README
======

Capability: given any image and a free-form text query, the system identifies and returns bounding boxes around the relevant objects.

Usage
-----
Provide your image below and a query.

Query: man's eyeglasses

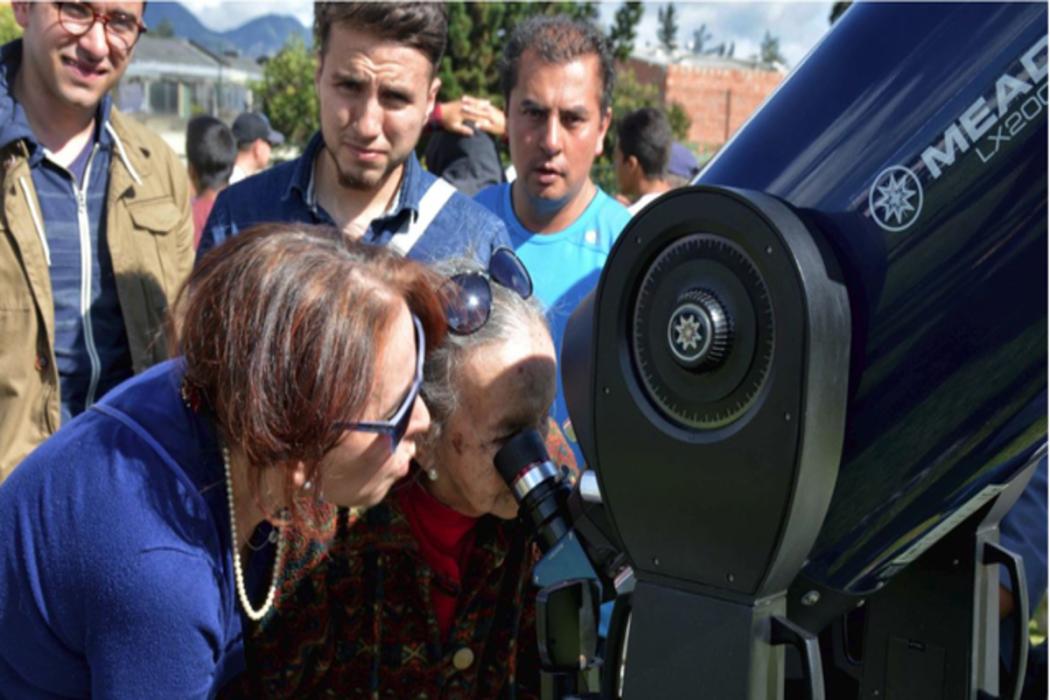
[442,247,533,335]
[56,2,147,53]
[336,314,425,452]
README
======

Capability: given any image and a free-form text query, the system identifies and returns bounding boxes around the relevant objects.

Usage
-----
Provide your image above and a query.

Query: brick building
[624,51,785,158]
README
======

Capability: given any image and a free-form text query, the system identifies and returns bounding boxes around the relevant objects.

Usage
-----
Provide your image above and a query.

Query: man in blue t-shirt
[199,3,509,266]
[476,15,631,472]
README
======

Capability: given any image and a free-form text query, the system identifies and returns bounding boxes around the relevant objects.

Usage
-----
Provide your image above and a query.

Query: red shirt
[191,190,219,249]
[396,479,478,639]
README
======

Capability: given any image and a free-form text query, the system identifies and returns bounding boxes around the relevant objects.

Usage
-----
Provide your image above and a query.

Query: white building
[116,36,264,157]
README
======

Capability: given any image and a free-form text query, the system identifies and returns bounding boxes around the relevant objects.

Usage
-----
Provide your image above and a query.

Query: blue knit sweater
[0,360,269,698]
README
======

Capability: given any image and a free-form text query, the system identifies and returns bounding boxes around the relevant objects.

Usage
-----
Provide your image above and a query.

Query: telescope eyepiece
[495,428,572,552]
[494,429,551,484]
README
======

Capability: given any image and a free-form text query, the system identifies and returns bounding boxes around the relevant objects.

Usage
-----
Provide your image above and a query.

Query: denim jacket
[198,133,511,266]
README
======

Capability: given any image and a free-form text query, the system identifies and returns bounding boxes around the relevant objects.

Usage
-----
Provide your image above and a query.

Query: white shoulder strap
[389,177,457,256]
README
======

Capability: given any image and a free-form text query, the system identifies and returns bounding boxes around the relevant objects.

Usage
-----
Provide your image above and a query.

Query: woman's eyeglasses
[336,314,425,452]
[55,2,147,53]
[442,247,533,335]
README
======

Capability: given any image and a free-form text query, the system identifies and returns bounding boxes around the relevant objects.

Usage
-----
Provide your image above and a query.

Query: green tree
[657,3,678,54]
[691,24,712,54]
[829,2,852,24]
[562,2,599,23]
[608,69,690,144]
[251,35,317,148]
[440,2,606,103]
[0,3,22,44]
[441,3,518,101]
[667,103,691,142]
[759,30,786,66]
[154,18,175,38]
[608,2,644,62]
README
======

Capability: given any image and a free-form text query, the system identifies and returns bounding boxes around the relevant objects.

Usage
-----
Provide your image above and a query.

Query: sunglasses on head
[442,247,533,335]
[336,314,425,452]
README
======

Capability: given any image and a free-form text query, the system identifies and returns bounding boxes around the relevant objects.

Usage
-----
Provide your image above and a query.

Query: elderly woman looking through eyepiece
[228,248,557,698]
[0,224,445,697]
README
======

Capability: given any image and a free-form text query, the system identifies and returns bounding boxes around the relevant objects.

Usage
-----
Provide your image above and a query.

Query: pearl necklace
[222,446,285,622]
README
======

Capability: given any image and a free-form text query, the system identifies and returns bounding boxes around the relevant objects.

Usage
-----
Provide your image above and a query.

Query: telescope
[513,3,1047,698]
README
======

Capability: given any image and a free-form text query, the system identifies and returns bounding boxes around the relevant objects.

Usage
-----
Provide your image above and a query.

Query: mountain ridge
[143,2,311,59]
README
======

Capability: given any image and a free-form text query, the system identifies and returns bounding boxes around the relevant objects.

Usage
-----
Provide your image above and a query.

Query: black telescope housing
[530,3,1048,699]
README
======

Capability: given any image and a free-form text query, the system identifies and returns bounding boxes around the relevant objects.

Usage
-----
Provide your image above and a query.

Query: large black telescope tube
[565,0,1047,603]
[697,1,1047,596]
[561,3,1046,698]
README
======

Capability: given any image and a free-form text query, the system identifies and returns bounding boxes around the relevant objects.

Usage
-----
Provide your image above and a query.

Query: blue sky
[180,1,835,68]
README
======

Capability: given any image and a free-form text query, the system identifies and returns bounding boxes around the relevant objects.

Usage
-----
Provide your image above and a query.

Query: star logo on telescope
[673,313,703,352]
[869,165,924,232]
[874,175,916,223]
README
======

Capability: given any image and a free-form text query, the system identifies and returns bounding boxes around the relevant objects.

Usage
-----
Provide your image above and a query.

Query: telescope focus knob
[667,288,733,370]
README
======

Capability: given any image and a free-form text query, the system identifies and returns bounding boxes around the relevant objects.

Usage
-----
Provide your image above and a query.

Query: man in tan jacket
[0,2,193,478]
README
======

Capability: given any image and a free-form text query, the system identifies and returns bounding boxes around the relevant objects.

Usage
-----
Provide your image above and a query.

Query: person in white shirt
[229,112,284,184]
[613,107,675,216]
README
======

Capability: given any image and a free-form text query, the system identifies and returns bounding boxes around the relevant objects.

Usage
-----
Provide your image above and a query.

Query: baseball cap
[231,112,285,147]
[668,142,700,180]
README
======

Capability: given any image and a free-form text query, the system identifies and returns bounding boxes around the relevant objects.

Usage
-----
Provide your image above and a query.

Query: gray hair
[421,257,549,443]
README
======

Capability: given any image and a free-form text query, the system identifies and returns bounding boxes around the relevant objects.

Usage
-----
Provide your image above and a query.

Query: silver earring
[426,468,438,482]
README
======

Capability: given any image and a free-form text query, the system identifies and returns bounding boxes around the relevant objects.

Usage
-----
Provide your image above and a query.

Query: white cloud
[599,1,835,67]
[179,0,313,32]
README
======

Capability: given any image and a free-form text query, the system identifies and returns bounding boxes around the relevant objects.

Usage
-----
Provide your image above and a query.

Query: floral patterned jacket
[222,496,541,699]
